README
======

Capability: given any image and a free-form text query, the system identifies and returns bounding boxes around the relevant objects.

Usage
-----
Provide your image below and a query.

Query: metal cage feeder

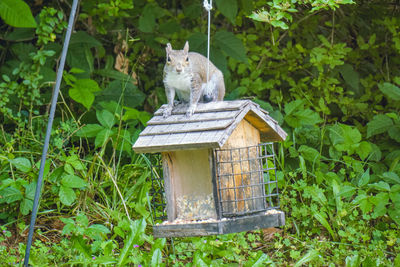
[133,100,287,237]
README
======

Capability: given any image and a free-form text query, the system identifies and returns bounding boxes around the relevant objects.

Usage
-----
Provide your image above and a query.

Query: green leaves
[367,114,393,138]
[367,113,400,142]
[0,186,23,204]
[61,175,87,188]
[68,79,101,110]
[248,2,296,30]
[138,3,166,33]
[313,212,336,240]
[329,124,372,159]
[379,82,400,101]
[76,124,103,138]
[0,0,37,28]
[9,157,32,172]
[214,31,248,63]
[215,0,238,24]
[118,219,147,266]
[96,110,115,129]
[188,30,248,69]
[59,186,76,206]
[58,172,87,206]
[284,100,322,128]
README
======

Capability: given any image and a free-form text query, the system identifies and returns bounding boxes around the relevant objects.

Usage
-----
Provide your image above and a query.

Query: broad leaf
[388,124,400,142]
[353,193,373,214]
[298,145,320,163]
[388,206,400,225]
[0,187,23,204]
[313,212,336,240]
[358,169,370,187]
[390,192,400,205]
[370,192,389,218]
[76,124,103,138]
[381,172,400,185]
[329,124,361,155]
[87,224,111,234]
[194,254,208,267]
[66,155,86,171]
[294,249,319,267]
[368,181,391,192]
[138,4,157,33]
[285,109,322,128]
[20,198,33,215]
[70,31,102,48]
[215,0,238,24]
[118,219,146,265]
[339,64,360,95]
[59,185,76,206]
[357,141,371,160]
[214,30,247,63]
[69,86,94,110]
[378,82,400,101]
[97,80,146,109]
[271,20,289,30]
[9,157,32,172]
[252,253,274,266]
[95,128,114,148]
[24,182,37,200]
[0,0,37,28]
[75,79,101,93]
[61,175,87,188]
[96,110,116,129]
[151,248,162,267]
[367,114,393,138]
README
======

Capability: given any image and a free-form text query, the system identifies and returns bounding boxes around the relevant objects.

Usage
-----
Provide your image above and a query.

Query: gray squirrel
[163,41,225,117]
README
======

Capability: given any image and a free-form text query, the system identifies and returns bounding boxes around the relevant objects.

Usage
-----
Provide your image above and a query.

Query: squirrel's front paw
[185,105,196,117]
[163,106,173,118]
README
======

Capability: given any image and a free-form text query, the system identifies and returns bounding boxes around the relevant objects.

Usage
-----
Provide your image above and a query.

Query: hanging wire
[24,0,79,265]
[203,0,212,91]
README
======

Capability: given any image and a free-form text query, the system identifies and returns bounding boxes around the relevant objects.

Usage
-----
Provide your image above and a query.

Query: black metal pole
[24,0,79,265]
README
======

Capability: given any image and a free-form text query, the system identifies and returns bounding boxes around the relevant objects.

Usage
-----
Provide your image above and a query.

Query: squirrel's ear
[166,43,172,53]
[183,41,189,53]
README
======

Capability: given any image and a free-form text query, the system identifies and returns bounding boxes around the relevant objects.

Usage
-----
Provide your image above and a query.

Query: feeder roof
[132,100,287,153]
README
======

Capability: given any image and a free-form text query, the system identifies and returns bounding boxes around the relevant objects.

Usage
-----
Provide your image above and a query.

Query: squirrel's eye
[185,57,189,62]
[167,56,171,62]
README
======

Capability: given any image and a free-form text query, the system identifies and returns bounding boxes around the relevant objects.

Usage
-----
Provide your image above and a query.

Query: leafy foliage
[0,0,400,266]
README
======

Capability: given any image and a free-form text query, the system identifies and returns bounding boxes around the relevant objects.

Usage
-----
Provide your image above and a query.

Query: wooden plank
[139,119,233,136]
[132,141,221,153]
[154,100,251,116]
[148,110,238,125]
[152,211,284,237]
[132,135,154,150]
[153,221,221,238]
[220,211,285,234]
[162,152,176,222]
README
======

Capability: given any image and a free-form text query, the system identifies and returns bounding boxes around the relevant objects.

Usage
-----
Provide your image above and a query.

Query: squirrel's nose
[176,68,182,73]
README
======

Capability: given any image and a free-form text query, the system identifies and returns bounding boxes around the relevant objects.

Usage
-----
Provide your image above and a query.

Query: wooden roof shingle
[133,100,287,153]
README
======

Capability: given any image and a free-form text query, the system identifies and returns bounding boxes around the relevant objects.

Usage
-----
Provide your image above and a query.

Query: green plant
[1,0,400,265]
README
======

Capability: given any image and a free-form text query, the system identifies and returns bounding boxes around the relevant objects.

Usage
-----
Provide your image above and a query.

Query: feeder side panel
[162,152,176,222]
[165,149,216,221]
[218,119,264,214]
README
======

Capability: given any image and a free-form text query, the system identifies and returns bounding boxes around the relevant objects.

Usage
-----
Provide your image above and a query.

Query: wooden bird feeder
[133,100,287,237]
